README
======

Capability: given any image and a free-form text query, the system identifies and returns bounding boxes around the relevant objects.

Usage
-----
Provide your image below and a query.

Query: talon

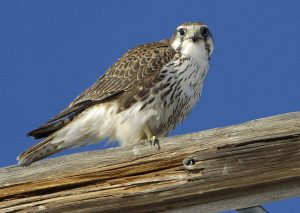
[151,136,160,150]
[144,126,160,150]
[148,138,153,146]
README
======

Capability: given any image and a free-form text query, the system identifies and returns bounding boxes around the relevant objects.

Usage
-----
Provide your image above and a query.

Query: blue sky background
[0,1,299,212]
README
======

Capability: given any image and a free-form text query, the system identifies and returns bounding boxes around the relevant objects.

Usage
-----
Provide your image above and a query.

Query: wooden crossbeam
[1,112,300,213]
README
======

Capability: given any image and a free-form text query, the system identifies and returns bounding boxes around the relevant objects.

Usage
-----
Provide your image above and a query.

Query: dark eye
[201,27,209,37]
[178,28,185,36]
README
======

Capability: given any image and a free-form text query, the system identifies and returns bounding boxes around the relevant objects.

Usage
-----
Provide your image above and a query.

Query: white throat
[180,40,209,62]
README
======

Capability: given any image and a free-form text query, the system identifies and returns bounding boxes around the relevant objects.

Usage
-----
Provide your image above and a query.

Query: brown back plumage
[27,40,176,139]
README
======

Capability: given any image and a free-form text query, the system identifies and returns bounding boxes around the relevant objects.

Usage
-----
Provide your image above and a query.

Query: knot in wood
[182,157,196,169]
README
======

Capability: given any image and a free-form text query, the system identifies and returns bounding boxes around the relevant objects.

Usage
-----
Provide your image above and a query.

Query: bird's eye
[178,28,185,36]
[201,27,209,37]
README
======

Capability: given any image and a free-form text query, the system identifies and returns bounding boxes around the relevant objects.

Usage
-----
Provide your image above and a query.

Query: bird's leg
[144,126,160,150]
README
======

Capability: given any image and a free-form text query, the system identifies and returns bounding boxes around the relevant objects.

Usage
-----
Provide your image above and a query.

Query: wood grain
[1,112,300,213]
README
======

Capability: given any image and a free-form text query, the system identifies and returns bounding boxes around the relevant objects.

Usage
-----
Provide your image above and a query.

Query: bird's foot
[143,126,160,150]
[148,136,161,150]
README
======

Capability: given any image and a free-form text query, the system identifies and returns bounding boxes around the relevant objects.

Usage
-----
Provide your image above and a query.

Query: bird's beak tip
[191,36,200,43]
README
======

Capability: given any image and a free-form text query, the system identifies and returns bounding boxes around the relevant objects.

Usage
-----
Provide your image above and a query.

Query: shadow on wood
[1,112,300,213]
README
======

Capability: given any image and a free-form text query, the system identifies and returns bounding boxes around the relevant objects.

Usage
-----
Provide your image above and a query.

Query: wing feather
[28,40,176,139]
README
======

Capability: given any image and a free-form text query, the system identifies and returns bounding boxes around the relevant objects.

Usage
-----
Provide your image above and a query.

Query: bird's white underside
[52,40,209,149]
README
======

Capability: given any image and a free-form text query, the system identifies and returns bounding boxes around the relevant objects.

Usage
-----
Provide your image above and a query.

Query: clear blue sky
[0,1,299,212]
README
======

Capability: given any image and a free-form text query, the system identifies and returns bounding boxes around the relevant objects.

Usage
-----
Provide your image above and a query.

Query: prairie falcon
[18,22,214,166]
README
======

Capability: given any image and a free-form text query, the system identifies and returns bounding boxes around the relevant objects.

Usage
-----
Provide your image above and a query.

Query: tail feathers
[27,100,96,139]
[27,117,73,139]
[17,136,66,166]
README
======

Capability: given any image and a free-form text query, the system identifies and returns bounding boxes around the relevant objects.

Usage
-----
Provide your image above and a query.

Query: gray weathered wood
[0,112,300,213]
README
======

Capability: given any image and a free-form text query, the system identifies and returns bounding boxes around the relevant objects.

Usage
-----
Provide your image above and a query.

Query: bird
[17,22,214,166]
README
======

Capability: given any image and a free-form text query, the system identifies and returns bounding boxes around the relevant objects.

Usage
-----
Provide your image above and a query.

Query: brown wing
[28,40,176,139]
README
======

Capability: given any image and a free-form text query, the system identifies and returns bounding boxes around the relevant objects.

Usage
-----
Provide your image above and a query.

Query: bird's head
[170,22,214,60]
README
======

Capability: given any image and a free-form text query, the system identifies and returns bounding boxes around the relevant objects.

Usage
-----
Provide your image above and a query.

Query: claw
[144,126,161,150]
[149,136,160,150]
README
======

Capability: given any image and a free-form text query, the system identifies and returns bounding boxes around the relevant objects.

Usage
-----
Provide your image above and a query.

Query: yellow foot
[144,126,161,150]
[149,136,160,150]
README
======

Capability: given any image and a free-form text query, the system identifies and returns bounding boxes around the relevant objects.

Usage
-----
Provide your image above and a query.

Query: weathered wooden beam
[0,112,300,213]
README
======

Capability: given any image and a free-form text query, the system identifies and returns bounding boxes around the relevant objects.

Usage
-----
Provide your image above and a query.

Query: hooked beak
[191,35,201,43]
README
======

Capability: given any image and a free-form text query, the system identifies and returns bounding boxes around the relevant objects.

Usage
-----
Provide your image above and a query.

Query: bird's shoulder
[106,39,175,77]
[70,39,176,106]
